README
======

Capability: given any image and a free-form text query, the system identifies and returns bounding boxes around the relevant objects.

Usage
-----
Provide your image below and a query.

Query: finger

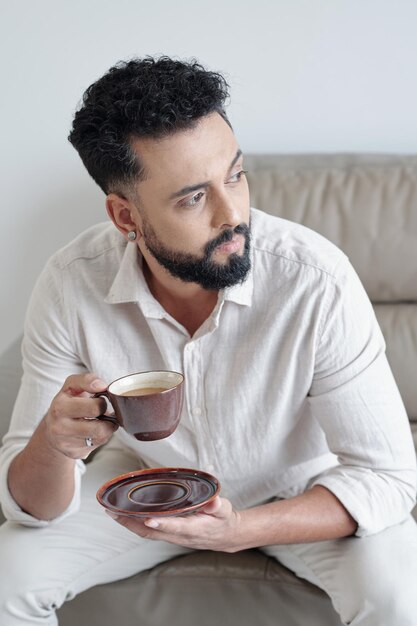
[50,420,115,447]
[113,517,187,547]
[143,510,204,533]
[106,511,162,538]
[74,418,117,440]
[53,420,116,459]
[48,400,116,445]
[107,509,178,535]
[61,373,107,396]
[200,496,223,517]
[52,395,108,420]
[142,498,225,532]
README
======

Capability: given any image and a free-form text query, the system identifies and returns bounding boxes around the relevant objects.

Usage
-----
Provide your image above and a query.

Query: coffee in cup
[94,370,184,441]
[119,387,168,397]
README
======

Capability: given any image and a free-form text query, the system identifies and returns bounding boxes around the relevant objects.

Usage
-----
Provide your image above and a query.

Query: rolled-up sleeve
[309,259,417,536]
[0,257,87,526]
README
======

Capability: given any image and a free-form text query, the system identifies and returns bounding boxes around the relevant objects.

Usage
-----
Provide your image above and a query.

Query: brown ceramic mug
[94,370,184,441]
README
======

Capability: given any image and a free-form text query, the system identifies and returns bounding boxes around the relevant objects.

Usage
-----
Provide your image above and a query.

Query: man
[0,56,416,625]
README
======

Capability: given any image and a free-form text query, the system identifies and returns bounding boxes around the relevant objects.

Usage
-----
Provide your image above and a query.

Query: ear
[106,193,143,241]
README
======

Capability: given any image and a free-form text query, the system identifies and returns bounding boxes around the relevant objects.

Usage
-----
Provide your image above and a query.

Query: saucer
[97,467,220,517]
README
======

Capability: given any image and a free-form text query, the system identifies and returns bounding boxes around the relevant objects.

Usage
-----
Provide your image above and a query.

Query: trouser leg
[0,446,191,625]
[261,515,417,626]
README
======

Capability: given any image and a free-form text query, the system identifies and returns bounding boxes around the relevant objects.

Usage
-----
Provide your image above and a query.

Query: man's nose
[211,192,241,230]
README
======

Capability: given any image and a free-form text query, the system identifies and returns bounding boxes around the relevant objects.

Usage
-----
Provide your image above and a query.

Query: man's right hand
[44,373,118,460]
[8,372,118,520]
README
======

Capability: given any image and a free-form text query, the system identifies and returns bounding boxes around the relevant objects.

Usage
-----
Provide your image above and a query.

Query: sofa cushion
[374,304,417,420]
[58,550,344,626]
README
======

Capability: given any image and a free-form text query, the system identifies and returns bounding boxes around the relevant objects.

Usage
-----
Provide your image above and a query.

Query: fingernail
[145,519,159,528]
[92,379,106,390]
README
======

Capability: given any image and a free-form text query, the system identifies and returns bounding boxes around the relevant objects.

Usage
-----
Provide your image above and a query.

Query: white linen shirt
[1,208,416,536]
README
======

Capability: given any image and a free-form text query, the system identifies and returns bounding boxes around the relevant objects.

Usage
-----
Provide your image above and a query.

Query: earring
[127,231,137,241]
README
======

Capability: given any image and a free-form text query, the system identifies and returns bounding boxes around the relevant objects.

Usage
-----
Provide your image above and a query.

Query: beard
[141,219,251,291]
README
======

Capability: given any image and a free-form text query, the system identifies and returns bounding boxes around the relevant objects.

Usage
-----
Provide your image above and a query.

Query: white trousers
[1,446,417,626]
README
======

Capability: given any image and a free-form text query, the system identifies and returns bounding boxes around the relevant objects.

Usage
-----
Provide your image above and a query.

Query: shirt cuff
[310,466,417,537]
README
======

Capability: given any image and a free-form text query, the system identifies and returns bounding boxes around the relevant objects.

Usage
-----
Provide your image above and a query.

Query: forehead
[131,113,239,191]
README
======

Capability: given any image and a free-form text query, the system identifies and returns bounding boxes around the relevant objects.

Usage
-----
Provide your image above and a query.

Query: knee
[0,522,63,622]
[328,520,417,626]
[342,565,417,625]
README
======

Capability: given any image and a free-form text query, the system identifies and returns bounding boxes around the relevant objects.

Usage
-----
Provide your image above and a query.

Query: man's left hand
[106,496,242,553]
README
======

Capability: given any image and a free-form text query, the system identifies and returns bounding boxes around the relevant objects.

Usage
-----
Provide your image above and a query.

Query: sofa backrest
[245,154,417,421]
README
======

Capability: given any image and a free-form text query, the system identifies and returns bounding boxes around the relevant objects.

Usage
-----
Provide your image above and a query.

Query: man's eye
[228,170,248,184]
[182,192,205,208]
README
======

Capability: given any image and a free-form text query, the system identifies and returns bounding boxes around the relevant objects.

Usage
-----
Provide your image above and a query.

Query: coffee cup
[94,370,184,441]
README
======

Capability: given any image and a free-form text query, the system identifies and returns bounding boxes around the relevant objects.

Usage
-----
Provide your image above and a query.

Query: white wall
[1,0,417,355]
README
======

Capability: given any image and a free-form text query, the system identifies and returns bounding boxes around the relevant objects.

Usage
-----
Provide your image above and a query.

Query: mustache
[204,223,250,257]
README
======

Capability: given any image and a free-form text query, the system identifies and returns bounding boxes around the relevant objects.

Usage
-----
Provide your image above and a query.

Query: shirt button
[193,406,202,416]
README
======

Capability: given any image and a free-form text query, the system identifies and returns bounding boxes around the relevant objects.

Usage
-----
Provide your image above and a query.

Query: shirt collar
[104,239,254,314]
[104,243,164,317]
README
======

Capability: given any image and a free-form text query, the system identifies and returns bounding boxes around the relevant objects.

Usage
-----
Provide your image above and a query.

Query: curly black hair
[68,56,231,195]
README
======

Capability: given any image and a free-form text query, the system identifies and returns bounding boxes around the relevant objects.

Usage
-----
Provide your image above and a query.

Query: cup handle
[93,391,119,426]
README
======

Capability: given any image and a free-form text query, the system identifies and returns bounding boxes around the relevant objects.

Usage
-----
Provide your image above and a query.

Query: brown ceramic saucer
[96,467,220,518]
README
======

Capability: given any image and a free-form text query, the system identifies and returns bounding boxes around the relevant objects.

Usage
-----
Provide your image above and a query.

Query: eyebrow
[168,149,243,201]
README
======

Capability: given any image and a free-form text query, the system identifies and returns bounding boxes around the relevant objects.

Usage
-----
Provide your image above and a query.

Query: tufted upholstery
[1,154,416,625]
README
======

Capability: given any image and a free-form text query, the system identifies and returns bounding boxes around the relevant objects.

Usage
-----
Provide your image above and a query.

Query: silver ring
[85,437,94,448]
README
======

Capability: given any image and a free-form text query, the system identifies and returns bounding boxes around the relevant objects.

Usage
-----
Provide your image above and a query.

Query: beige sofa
[1,153,416,625]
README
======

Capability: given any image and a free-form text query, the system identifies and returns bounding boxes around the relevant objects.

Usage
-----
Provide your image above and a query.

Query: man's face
[130,113,251,290]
